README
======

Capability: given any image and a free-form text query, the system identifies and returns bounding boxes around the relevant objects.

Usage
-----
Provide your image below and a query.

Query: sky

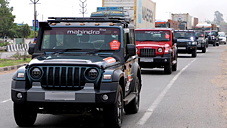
[8,0,227,26]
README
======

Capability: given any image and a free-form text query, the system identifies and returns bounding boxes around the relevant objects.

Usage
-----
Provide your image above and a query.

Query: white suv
[218,32,227,44]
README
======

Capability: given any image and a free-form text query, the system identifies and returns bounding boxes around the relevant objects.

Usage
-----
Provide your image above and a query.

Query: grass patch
[0,58,31,67]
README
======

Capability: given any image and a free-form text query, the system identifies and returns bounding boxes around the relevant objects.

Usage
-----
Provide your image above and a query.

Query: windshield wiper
[44,49,82,55]
[87,49,113,54]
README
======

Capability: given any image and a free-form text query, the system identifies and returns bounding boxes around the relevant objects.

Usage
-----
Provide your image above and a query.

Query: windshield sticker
[103,57,116,63]
[109,40,121,50]
[165,34,170,39]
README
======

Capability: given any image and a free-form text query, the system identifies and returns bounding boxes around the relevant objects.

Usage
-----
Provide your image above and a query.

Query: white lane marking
[137,58,197,125]
[1,99,11,103]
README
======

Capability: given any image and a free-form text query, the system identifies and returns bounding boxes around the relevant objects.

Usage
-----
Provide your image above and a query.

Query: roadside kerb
[0,63,27,72]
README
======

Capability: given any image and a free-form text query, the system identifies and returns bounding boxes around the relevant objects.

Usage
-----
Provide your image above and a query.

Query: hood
[28,54,119,68]
[136,41,169,49]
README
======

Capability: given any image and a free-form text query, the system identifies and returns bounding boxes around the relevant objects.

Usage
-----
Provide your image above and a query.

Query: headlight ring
[84,68,99,81]
[29,67,43,80]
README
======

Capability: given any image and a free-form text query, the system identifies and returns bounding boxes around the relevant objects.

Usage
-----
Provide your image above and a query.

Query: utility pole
[79,0,87,17]
[30,0,40,38]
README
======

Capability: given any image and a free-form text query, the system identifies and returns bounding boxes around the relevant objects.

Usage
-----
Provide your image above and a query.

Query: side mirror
[28,43,36,55]
[126,44,136,56]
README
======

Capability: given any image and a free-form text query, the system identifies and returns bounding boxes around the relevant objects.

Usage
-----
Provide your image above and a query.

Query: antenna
[79,0,87,17]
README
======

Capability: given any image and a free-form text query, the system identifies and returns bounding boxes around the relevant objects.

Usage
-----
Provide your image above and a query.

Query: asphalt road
[0,45,227,128]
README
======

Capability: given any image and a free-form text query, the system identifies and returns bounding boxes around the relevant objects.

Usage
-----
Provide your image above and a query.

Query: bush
[0,41,10,47]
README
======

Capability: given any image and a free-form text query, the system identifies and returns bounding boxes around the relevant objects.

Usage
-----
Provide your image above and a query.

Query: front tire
[192,49,197,57]
[164,61,172,74]
[103,86,123,128]
[202,47,206,53]
[124,76,140,114]
[14,103,37,127]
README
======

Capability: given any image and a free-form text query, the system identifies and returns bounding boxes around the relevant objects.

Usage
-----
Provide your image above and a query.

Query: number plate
[140,58,153,62]
[45,92,75,100]
[177,47,186,49]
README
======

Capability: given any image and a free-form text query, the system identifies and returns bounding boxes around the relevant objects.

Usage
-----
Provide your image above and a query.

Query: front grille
[140,48,155,57]
[30,66,91,90]
[177,42,188,47]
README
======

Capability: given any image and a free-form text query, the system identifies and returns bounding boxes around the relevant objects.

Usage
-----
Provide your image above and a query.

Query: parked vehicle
[11,17,142,128]
[155,19,179,30]
[102,0,156,28]
[171,13,197,30]
[218,32,227,44]
[174,30,197,57]
[135,28,177,74]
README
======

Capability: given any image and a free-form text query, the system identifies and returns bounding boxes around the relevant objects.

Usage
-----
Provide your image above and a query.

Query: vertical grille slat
[72,67,75,87]
[53,67,55,87]
[140,48,156,57]
[46,67,49,86]
[38,66,90,90]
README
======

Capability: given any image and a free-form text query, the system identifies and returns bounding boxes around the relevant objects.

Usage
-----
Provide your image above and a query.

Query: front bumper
[138,56,171,68]
[197,43,206,49]
[11,80,118,105]
[177,46,197,53]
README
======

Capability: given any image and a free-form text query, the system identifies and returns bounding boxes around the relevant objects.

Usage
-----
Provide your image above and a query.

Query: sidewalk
[0,63,27,72]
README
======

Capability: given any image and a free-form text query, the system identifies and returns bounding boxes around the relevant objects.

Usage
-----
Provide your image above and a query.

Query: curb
[0,63,27,72]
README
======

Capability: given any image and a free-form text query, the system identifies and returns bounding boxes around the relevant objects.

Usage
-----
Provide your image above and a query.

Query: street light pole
[30,0,39,38]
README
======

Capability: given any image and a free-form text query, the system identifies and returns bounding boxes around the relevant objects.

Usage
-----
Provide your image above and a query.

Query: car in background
[135,28,178,74]
[205,30,219,46]
[195,30,207,53]
[174,30,197,57]
[218,32,226,45]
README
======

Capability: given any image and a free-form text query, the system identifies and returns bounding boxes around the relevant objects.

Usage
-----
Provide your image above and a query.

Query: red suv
[135,28,177,74]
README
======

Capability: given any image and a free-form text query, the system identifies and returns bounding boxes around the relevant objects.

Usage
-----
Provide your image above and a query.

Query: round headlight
[158,48,163,53]
[30,67,42,79]
[85,68,99,80]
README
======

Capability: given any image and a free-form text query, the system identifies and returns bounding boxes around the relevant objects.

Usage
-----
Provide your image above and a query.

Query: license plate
[140,58,153,62]
[178,47,186,49]
[45,92,75,100]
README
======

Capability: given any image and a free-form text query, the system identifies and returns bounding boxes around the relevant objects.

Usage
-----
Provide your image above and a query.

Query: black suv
[174,30,197,57]
[205,30,219,46]
[195,30,207,53]
[11,17,142,128]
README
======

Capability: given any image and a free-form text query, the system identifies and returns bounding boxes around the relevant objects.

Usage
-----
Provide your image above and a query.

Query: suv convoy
[11,17,142,128]
[205,30,219,46]
[195,30,207,53]
[174,30,197,57]
[135,28,177,74]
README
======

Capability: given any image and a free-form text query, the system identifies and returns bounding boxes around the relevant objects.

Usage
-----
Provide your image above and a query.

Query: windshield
[41,27,120,51]
[174,31,195,39]
[205,31,218,36]
[135,30,170,42]
[195,32,205,37]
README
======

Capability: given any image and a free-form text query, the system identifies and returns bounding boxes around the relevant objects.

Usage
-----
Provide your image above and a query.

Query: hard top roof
[135,28,174,31]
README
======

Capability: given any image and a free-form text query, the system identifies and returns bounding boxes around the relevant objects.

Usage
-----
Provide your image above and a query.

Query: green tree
[213,11,224,25]
[17,24,31,38]
[0,0,15,38]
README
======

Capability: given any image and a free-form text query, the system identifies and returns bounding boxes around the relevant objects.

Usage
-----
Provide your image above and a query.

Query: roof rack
[47,17,131,24]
